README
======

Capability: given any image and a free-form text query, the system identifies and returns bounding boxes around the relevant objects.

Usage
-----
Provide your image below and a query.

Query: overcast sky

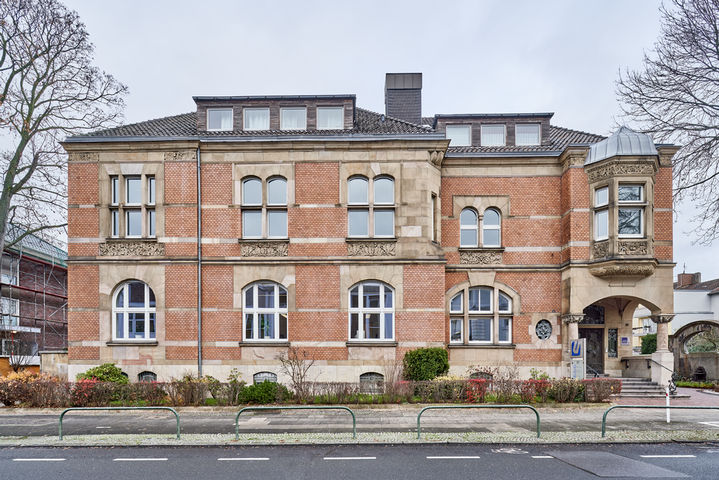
[63,0,718,281]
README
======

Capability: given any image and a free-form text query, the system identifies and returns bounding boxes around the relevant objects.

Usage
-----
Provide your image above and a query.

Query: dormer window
[244,108,270,130]
[446,125,471,147]
[280,107,307,130]
[481,124,506,146]
[317,107,344,130]
[207,108,233,131]
[515,123,540,146]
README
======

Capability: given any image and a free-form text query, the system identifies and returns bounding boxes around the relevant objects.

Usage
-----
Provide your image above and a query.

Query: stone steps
[614,377,690,399]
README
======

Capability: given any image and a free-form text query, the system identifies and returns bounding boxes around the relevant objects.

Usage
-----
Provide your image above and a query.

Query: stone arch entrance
[671,320,719,380]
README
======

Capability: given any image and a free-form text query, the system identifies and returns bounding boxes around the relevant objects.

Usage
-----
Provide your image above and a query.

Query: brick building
[62,73,678,385]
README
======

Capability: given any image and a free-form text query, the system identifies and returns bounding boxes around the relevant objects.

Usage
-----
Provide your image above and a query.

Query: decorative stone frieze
[240,241,289,257]
[561,314,585,324]
[164,150,197,162]
[650,314,675,324]
[617,240,648,256]
[592,241,609,258]
[585,162,655,183]
[347,241,396,257]
[99,241,165,256]
[459,250,502,265]
[589,263,655,278]
[69,152,99,162]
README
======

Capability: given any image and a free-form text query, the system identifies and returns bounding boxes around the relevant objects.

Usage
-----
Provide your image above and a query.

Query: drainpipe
[196,145,203,377]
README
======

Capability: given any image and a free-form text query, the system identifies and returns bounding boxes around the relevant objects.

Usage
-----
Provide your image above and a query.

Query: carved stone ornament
[240,241,289,257]
[650,314,675,324]
[589,263,655,278]
[163,150,197,162]
[585,162,655,183]
[459,250,502,265]
[592,241,609,258]
[561,314,585,324]
[69,152,99,162]
[429,150,445,166]
[99,241,165,256]
[347,241,396,257]
[617,240,648,256]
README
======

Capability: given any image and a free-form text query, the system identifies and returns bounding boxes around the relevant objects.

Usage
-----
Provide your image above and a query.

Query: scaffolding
[0,227,68,358]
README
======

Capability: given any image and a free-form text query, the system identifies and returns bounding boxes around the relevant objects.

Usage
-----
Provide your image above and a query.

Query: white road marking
[323,456,376,460]
[13,458,66,462]
[532,456,554,459]
[699,421,719,428]
[640,455,696,458]
[95,426,111,429]
[426,456,480,459]
[218,457,269,461]
[113,458,168,462]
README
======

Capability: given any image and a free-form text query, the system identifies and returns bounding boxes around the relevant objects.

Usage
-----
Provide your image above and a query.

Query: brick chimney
[384,73,422,125]
[677,272,701,287]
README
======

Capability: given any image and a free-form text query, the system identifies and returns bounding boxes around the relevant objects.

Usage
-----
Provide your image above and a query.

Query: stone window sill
[237,238,289,244]
[104,237,158,243]
[106,340,158,346]
[345,237,397,242]
[346,341,398,347]
[239,341,290,347]
[447,343,515,349]
[457,247,505,252]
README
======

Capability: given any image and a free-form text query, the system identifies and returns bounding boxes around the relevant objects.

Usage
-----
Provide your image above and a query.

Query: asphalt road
[1,443,718,479]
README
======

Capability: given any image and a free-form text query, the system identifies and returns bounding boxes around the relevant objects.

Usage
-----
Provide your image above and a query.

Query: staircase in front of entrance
[616,377,690,399]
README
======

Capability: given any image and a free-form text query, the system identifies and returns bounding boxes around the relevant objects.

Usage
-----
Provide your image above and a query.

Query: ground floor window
[449,286,513,345]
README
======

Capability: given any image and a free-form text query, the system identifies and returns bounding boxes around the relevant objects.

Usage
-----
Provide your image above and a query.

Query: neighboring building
[62,73,678,384]
[0,225,68,376]
[672,272,719,331]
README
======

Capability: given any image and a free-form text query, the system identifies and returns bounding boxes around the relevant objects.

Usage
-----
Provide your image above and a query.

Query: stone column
[649,314,675,388]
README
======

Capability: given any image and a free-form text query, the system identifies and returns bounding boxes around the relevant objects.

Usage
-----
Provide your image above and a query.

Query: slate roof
[4,224,67,267]
[446,125,605,154]
[674,278,719,293]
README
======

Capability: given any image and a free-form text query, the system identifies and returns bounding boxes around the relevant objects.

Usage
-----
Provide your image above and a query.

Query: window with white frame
[446,125,471,146]
[349,282,394,341]
[112,281,156,341]
[243,282,288,341]
[254,371,278,384]
[317,106,344,129]
[241,177,287,239]
[594,186,609,241]
[480,124,506,146]
[347,176,394,238]
[460,208,478,247]
[618,184,644,237]
[280,107,307,130]
[109,174,155,239]
[515,123,541,146]
[482,208,501,247]
[207,108,233,131]
[243,107,270,130]
[449,286,513,345]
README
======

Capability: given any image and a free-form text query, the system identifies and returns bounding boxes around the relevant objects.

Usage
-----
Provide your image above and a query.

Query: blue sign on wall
[571,339,583,357]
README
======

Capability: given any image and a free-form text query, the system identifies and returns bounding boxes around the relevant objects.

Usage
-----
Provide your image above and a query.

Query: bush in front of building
[238,380,292,404]
[76,363,129,384]
[582,378,622,402]
[641,333,657,354]
[548,377,585,402]
[0,371,69,407]
[403,348,449,381]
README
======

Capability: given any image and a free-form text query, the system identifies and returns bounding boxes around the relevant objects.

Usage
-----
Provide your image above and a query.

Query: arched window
[349,281,394,341]
[360,372,384,394]
[449,286,513,345]
[460,208,478,247]
[113,281,156,341]
[253,371,278,384]
[241,176,287,239]
[243,282,288,341]
[138,371,157,382]
[242,177,262,205]
[483,208,501,247]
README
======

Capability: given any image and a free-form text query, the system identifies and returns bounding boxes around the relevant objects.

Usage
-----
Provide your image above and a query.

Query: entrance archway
[671,320,719,380]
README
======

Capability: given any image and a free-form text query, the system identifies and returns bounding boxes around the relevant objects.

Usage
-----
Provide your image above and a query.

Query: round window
[536,319,553,340]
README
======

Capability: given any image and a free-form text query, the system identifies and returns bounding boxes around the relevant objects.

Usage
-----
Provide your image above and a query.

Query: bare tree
[1,331,36,373]
[617,0,719,243]
[277,346,315,402]
[0,0,127,252]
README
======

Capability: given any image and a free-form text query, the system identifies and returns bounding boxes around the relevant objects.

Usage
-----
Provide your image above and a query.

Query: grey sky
[63,0,717,280]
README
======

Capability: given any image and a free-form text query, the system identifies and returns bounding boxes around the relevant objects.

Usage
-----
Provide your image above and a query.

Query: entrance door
[579,328,604,374]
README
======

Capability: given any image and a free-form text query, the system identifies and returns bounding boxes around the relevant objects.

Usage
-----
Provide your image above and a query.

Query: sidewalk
[1,389,719,446]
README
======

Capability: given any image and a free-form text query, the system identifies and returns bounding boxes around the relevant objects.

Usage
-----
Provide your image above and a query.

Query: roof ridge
[551,124,606,141]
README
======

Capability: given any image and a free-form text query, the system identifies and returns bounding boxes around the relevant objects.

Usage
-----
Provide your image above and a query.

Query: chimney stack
[677,272,701,287]
[384,73,422,125]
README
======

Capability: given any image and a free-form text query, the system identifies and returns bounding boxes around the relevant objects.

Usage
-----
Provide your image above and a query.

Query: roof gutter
[64,133,444,143]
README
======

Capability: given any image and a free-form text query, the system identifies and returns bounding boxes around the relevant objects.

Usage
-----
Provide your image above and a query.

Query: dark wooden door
[579,328,604,374]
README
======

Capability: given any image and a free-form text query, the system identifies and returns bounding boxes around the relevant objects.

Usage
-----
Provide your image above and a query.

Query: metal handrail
[585,364,600,378]
[58,407,180,440]
[416,405,541,439]
[234,406,356,440]
[646,357,678,395]
[601,405,719,437]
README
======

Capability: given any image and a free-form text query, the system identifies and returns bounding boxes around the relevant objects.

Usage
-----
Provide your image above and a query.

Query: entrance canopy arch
[671,320,719,379]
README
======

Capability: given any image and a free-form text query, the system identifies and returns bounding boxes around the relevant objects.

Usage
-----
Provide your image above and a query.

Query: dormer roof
[585,126,658,165]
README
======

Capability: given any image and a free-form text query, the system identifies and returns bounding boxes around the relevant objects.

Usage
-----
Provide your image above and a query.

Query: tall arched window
[449,286,513,345]
[349,281,394,340]
[460,208,478,247]
[482,208,501,247]
[113,281,156,341]
[243,282,288,341]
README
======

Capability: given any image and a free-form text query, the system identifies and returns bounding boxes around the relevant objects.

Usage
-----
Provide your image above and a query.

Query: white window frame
[450,286,513,346]
[109,174,156,239]
[280,107,307,130]
[347,176,395,239]
[241,176,288,239]
[594,186,609,241]
[498,316,513,344]
[482,208,501,247]
[459,208,479,247]
[480,124,506,146]
[317,106,344,130]
[242,282,288,341]
[618,184,645,238]
[112,281,156,341]
[445,124,472,147]
[515,123,541,146]
[243,107,270,131]
[125,209,142,238]
[125,176,142,206]
[206,108,234,131]
[348,282,394,341]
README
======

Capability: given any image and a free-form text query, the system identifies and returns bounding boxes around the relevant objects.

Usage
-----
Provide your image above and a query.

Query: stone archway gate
[671,320,719,380]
